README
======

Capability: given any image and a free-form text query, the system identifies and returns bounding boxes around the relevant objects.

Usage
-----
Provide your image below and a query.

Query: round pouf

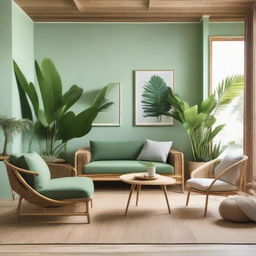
[219,197,252,223]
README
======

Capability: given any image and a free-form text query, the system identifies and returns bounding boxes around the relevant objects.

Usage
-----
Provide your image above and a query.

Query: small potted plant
[139,161,156,177]
[0,116,32,160]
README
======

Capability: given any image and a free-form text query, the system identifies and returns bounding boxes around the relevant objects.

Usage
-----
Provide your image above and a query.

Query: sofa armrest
[168,148,184,179]
[74,147,91,175]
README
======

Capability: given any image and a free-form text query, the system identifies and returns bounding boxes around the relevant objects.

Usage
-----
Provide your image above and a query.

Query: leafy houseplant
[141,75,171,122]
[139,161,156,177]
[167,75,244,164]
[14,58,113,160]
[0,116,32,159]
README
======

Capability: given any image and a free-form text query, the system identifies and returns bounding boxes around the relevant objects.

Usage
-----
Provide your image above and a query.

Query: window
[210,37,244,151]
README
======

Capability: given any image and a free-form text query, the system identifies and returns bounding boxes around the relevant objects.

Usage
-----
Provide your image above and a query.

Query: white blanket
[234,196,256,222]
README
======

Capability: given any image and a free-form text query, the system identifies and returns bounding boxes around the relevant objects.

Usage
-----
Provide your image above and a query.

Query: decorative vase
[147,167,156,177]
[188,161,205,176]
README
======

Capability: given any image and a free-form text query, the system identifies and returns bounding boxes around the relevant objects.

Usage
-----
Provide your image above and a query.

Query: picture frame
[93,83,122,127]
[134,70,174,126]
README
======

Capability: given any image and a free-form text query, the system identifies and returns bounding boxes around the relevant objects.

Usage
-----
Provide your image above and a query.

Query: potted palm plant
[0,116,32,160]
[14,58,114,161]
[167,75,244,173]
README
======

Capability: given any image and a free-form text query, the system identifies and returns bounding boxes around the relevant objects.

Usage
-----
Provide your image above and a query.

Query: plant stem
[2,133,8,156]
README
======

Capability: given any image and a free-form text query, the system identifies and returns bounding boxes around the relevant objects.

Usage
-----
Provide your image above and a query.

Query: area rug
[0,188,255,244]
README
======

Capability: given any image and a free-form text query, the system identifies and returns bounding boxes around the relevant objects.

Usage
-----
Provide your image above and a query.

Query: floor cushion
[83,160,174,174]
[38,177,94,200]
[186,178,237,192]
[219,197,252,222]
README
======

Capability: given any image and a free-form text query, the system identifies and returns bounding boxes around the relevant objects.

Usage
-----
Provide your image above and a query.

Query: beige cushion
[186,178,237,192]
[219,197,252,222]
[214,152,244,185]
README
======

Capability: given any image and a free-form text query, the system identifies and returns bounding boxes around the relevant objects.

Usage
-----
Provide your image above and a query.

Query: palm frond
[141,75,171,119]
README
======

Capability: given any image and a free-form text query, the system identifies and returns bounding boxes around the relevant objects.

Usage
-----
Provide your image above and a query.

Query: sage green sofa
[74,140,185,192]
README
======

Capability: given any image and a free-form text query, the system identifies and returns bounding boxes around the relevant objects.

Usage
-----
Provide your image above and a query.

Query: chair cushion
[90,140,145,161]
[9,152,50,190]
[214,151,244,185]
[186,178,237,192]
[137,139,172,163]
[37,177,94,200]
[83,160,174,174]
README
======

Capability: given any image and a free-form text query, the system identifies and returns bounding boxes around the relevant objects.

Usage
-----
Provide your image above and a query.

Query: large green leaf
[141,75,171,118]
[13,61,33,120]
[13,61,40,118]
[62,85,83,112]
[41,58,63,110]
[35,60,56,124]
[215,75,244,112]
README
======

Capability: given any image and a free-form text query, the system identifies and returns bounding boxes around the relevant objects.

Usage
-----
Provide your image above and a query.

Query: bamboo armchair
[185,156,248,217]
[4,160,92,223]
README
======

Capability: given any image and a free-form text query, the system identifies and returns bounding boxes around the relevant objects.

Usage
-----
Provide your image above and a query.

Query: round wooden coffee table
[120,173,176,215]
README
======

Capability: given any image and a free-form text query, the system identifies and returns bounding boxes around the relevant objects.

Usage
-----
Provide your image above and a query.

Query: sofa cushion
[83,160,174,174]
[137,139,172,163]
[186,178,237,192]
[90,140,145,161]
[38,177,94,200]
[9,152,50,190]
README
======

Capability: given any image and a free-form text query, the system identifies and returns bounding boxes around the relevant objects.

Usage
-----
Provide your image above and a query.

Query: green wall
[209,22,244,36]
[0,1,34,198]
[34,23,203,162]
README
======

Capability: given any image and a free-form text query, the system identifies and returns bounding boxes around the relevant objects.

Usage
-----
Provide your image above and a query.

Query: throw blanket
[234,196,256,222]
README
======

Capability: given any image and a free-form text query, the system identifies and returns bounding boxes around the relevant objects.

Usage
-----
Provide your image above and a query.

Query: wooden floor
[1,244,256,256]
[0,184,256,246]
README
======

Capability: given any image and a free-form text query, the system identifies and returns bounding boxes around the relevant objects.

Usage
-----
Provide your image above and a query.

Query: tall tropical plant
[167,75,244,162]
[14,58,114,158]
[141,75,171,122]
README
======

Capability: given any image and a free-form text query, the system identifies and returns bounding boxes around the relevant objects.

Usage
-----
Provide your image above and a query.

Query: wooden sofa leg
[86,200,90,224]
[204,194,209,218]
[16,196,23,223]
[186,189,190,206]
[90,199,93,208]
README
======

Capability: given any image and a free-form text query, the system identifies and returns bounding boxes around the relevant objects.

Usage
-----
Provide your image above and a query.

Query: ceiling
[14,0,255,22]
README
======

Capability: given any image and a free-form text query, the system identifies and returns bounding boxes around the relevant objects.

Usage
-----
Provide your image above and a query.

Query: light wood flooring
[1,244,256,256]
[0,184,255,245]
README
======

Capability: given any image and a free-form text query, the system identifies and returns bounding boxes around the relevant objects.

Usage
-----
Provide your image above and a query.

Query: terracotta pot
[188,161,205,175]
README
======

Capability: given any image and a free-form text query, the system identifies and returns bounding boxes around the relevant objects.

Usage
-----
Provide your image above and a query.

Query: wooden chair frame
[186,156,248,217]
[4,161,93,224]
[74,147,185,192]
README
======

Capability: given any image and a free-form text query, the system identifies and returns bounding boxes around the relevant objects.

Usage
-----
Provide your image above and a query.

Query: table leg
[136,185,141,206]
[125,184,135,216]
[161,185,171,214]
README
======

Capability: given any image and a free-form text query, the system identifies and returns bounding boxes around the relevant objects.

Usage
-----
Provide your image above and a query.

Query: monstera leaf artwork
[141,75,171,122]
[135,70,174,126]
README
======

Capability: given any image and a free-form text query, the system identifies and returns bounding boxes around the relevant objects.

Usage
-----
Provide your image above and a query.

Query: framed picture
[93,83,121,127]
[134,70,174,126]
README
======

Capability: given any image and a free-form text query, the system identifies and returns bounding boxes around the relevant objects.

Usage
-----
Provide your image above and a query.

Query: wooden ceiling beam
[27,11,247,18]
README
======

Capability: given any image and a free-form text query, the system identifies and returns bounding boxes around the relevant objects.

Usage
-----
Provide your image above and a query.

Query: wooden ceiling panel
[14,0,254,22]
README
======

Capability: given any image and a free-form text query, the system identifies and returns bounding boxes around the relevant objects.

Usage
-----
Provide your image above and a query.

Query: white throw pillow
[137,139,172,163]
[214,149,244,185]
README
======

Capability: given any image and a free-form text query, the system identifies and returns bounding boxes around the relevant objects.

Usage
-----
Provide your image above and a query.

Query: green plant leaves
[167,75,244,161]
[141,75,171,120]
[14,58,113,157]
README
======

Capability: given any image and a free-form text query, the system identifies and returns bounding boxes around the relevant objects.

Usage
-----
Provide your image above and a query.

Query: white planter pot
[147,167,156,177]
